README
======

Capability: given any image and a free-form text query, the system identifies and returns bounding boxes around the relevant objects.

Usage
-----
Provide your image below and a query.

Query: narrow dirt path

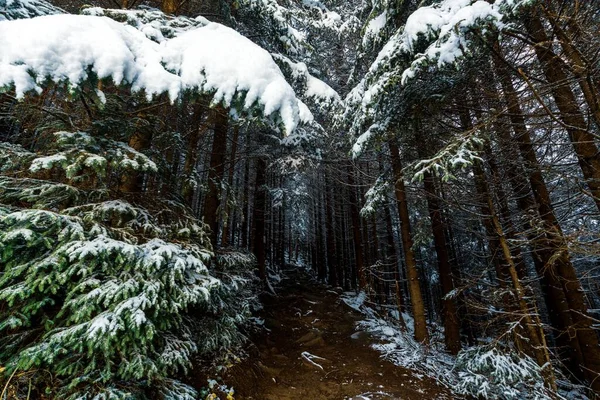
[225,268,453,399]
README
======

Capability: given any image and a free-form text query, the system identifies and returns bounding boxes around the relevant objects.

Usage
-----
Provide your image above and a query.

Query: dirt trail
[225,268,453,399]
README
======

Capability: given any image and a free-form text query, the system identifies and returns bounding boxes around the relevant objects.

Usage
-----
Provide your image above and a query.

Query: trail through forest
[223,268,454,400]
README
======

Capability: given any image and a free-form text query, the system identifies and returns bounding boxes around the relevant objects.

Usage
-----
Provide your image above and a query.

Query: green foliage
[0,207,218,398]
[28,131,158,182]
[453,345,551,400]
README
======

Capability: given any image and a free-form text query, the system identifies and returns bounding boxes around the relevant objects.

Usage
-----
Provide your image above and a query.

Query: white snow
[29,154,67,172]
[364,10,387,40]
[3,228,34,241]
[341,291,367,312]
[0,14,311,133]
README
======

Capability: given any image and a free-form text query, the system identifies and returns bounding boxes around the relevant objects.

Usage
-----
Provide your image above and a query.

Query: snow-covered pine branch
[0,0,63,21]
[0,208,218,398]
[0,13,312,134]
[342,0,534,155]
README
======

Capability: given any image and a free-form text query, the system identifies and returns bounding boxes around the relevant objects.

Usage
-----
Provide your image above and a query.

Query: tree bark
[422,171,461,355]
[325,171,338,286]
[220,126,239,247]
[252,156,267,283]
[347,166,367,289]
[202,107,229,249]
[388,139,429,344]
[524,14,600,212]
[494,51,600,388]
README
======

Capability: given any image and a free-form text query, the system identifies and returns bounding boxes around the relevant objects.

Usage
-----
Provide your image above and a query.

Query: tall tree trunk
[494,52,600,387]
[479,160,557,390]
[203,107,229,249]
[422,171,461,355]
[252,156,267,283]
[388,139,429,344]
[385,204,407,328]
[220,126,239,247]
[326,171,338,286]
[542,4,600,131]
[347,166,367,289]
[182,104,206,206]
[483,72,580,368]
[524,14,600,212]
[241,159,251,249]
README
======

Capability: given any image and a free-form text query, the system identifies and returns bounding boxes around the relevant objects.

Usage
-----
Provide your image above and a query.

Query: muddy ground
[222,268,455,400]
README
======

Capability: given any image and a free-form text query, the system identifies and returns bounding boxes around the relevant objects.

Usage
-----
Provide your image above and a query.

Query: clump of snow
[367,0,534,85]
[351,121,387,158]
[162,23,304,132]
[29,153,68,172]
[363,10,387,45]
[272,53,340,113]
[0,14,311,133]
[341,291,367,312]
[0,0,63,21]
[82,6,208,43]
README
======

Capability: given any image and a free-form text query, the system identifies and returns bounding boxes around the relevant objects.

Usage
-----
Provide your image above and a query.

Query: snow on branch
[370,0,535,84]
[0,0,63,21]
[0,14,312,133]
[342,0,533,154]
[410,133,484,182]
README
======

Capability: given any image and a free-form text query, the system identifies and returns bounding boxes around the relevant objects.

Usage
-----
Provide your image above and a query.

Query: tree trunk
[326,171,338,286]
[494,51,600,388]
[202,107,229,249]
[389,139,429,344]
[422,171,461,355]
[482,167,557,391]
[161,0,178,14]
[524,14,600,212]
[252,157,267,283]
[220,126,239,247]
[181,104,207,206]
[347,166,367,289]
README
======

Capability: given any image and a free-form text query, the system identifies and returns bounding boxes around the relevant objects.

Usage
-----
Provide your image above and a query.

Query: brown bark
[325,172,338,286]
[181,105,207,206]
[494,51,600,388]
[422,171,461,355]
[252,157,267,283]
[524,13,600,212]
[203,107,229,249]
[161,0,178,14]
[347,166,367,290]
[543,4,600,131]
[389,139,429,344]
[482,169,557,391]
[483,70,580,369]
[220,126,240,247]
[385,203,407,326]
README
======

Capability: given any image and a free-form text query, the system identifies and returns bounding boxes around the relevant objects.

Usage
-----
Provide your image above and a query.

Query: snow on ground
[340,292,591,400]
[0,13,312,133]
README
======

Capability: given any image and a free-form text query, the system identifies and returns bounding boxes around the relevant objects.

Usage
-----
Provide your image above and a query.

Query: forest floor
[222,268,455,400]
